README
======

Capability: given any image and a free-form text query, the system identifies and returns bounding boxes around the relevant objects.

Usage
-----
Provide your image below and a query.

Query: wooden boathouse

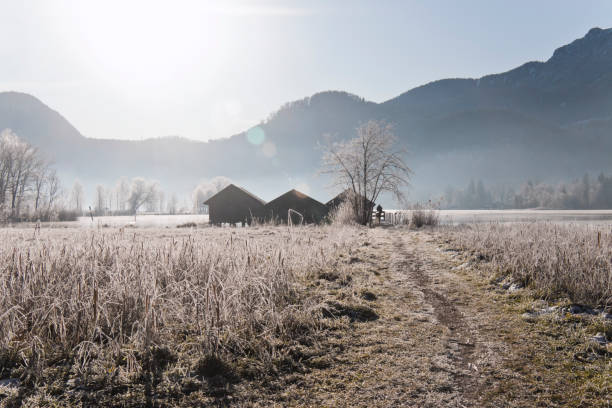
[204,184,266,225]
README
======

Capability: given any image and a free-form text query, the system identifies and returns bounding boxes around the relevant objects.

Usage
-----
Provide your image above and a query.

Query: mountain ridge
[1,27,612,201]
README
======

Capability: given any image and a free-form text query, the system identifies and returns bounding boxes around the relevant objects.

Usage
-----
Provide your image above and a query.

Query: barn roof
[203,184,266,206]
[265,189,326,208]
[264,189,328,223]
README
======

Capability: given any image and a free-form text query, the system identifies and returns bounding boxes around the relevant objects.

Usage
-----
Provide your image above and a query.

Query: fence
[371,211,385,222]
[371,210,412,225]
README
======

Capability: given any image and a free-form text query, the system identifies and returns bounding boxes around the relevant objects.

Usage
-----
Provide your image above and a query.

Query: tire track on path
[393,232,479,406]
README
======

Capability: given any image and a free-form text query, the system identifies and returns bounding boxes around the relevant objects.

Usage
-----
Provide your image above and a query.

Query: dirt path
[396,232,480,405]
[265,227,542,407]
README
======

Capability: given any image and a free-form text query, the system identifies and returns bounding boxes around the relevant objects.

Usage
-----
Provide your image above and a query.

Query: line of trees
[80,178,182,216]
[1,129,215,222]
[444,174,612,209]
[0,129,65,221]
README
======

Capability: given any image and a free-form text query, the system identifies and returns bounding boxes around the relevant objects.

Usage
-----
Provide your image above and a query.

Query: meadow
[448,222,612,307]
[0,224,365,406]
[0,218,611,406]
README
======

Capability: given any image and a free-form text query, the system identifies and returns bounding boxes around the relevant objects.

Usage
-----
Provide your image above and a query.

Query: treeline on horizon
[86,176,230,217]
[0,129,175,222]
[0,130,229,222]
[5,125,612,220]
[443,174,612,210]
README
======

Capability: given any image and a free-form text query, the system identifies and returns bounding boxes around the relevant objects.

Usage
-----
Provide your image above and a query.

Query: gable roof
[265,189,325,207]
[203,184,266,206]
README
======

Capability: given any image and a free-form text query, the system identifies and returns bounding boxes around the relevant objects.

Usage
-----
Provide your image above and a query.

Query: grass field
[448,222,612,307]
[0,221,610,407]
[0,224,368,406]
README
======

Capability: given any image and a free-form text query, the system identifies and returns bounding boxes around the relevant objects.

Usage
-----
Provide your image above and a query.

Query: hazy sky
[1,1,610,141]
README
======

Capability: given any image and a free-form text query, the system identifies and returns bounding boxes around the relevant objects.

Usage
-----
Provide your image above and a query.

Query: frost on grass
[449,222,612,308]
[0,225,359,404]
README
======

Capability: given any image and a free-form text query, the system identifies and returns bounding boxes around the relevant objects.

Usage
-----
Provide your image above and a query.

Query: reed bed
[0,225,359,393]
[450,222,612,308]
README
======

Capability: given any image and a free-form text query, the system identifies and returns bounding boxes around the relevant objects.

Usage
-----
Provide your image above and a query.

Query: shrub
[328,199,359,226]
[57,209,80,222]
[411,201,440,228]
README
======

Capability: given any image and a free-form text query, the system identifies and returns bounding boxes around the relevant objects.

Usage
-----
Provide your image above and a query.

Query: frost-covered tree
[167,194,178,215]
[94,185,106,215]
[45,170,61,214]
[322,120,411,225]
[0,130,43,217]
[71,181,84,213]
[127,178,158,214]
[115,177,130,212]
[192,176,231,213]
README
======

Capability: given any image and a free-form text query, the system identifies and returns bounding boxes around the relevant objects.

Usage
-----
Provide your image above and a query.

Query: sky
[0,0,611,142]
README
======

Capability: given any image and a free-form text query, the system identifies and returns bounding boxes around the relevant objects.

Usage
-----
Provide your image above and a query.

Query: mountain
[1,27,612,202]
[0,92,83,152]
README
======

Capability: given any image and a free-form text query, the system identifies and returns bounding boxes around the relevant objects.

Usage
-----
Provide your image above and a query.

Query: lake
[74,214,209,228]
[438,209,612,225]
[17,210,612,229]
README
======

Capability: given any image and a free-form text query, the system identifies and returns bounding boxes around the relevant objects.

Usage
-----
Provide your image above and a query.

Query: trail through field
[274,228,544,407]
[396,233,480,405]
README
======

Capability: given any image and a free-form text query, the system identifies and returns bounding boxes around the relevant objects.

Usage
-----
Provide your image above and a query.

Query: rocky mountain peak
[550,27,612,62]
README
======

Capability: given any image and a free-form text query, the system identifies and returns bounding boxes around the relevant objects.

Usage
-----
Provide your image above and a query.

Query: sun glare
[34,1,308,139]
[52,2,224,87]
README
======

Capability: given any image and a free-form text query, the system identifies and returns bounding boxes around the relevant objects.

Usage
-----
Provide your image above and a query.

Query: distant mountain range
[1,27,612,203]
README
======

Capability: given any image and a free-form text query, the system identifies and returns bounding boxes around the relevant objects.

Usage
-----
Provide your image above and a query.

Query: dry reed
[328,199,359,225]
[449,222,612,308]
[0,225,358,391]
[411,203,440,228]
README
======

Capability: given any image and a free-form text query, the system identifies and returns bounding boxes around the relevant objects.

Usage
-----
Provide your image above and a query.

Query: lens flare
[246,126,265,145]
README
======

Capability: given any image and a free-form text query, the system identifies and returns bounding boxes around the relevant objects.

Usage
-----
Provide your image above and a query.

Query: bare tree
[145,189,161,212]
[0,130,44,218]
[322,120,412,225]
[0,131,18,212]
[158,190,165,213]
[115,177,130,212]
[0,130,68,221]
[45,169,61,214]
[167,193,178,215]
[106,185,114,212]
[128,178,158,214]
[32,161,51,212]
[94,185,106,215]
[71,181,84,213]
[9,137,39,217]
